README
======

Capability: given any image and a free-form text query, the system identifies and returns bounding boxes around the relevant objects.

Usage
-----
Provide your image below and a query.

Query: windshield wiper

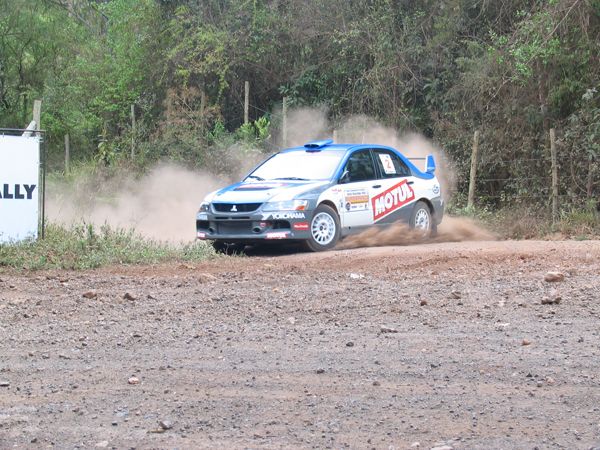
[273,177,309,181]
[245,175,265,181]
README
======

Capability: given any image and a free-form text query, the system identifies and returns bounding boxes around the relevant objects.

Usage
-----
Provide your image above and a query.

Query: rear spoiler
[408,154,436,174]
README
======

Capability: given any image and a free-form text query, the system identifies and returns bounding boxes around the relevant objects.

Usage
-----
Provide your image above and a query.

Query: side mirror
[339,169,350,184]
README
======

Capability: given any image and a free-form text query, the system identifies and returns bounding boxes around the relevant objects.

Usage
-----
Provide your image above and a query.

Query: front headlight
[262,199,308,211]
[198,202,210,213]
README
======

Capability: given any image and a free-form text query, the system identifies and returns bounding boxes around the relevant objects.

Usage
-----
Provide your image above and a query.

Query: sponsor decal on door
[343,188,369,211]
[371,179,415,221]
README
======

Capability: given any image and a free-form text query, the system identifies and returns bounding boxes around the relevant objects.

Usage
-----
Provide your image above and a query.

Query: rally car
[196,139,443,252]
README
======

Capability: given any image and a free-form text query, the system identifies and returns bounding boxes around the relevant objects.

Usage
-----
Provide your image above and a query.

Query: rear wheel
[302,204,340,252]
[410,201,434,237]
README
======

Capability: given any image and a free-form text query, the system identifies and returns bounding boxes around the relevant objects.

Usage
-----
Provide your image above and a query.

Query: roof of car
[281,145,351,153]
[281,140,396,154]
[275,139,435,180]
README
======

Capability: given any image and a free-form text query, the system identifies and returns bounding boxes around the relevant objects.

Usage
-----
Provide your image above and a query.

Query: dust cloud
[281,106,330,148]
[337,216,497,250]
[48,164,223,243]
[48,107,485,246]
[278,109,492,248]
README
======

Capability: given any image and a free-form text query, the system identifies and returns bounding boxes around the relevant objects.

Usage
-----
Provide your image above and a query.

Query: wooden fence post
[65,134,70,174]
[199,89,207,134]
[33,100,42,130]
[244,81,250,125]
[550,128,558,222]
[130,104,136,159]
[467,130,480,209]
[21,93,28,126]
[282,96,288,147]
[586,159,594,199]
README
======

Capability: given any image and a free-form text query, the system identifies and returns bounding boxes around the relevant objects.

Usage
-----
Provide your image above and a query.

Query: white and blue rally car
[196,139,443,252]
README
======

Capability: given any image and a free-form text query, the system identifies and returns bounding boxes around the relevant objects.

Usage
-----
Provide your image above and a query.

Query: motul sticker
[293,222,309,231]
[372,180,415,221]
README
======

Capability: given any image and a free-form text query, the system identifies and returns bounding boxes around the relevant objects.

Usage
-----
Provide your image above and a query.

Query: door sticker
[371,179,415,221]
[343,188,369,211]
[378,154,396,175]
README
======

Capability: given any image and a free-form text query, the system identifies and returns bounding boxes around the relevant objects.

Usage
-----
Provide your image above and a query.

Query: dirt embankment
[1,240,600,449]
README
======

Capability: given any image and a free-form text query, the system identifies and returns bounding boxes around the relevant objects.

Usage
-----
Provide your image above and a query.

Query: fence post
[586,159,594,199]
[130,104,136,159]
[244,81,250,125]
[21,93,28,126]
[33,100,42,130]
[200,89,206,116]
[282,96,288,147]
[467,130,480,209]
[550,128,558,222]
[65,133,70,174]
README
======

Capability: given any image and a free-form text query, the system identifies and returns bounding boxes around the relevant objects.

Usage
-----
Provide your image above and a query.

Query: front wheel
[302,204,340,252]
[409,201,435,237]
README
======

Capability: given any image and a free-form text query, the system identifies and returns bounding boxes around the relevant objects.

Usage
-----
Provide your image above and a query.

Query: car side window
[340,150,376,183]
[373,150,411,178]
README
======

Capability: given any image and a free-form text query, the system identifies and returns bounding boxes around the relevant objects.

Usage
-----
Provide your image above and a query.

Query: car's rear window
[247,151,344,181]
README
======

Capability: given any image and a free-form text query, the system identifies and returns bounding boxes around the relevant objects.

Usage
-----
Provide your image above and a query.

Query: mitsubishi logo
[230,205,238,212]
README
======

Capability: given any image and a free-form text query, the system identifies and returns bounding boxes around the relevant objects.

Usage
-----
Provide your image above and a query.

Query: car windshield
[246,150,344,181]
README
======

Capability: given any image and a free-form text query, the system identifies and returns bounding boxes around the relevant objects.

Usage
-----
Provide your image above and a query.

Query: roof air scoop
[304,139,333,151]
[426,154,436,173]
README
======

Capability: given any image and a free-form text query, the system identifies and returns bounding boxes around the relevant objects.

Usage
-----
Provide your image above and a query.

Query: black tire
[409,201,434,237]
[302,204,341,252]
[212,240,245,255]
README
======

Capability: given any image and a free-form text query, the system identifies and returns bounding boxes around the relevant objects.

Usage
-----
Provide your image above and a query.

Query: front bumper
[196,209,313,242]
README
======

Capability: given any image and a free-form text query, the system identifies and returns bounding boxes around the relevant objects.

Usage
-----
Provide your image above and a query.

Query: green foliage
[236,116,271,143]
[167,5,231,98]
[0,0,597,208]
[488,8,561,83]
[0,223,215,270]
[1,0,166,166]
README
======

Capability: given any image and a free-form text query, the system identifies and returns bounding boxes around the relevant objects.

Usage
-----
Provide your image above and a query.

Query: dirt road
[1,240,600,449]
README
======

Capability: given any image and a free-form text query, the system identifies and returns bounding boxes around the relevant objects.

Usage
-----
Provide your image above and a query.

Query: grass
[0,223,216,270]
[448,201,600,240]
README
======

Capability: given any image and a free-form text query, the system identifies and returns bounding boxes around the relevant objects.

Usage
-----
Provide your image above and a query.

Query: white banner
[0,135,40,243]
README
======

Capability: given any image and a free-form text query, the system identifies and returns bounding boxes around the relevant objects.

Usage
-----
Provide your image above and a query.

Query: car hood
[209,180,330,203]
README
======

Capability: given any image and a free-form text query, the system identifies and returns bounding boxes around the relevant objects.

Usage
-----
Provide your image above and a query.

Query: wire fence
[245,96,598,213]
[152,82,600,214]
[461,139,598,216]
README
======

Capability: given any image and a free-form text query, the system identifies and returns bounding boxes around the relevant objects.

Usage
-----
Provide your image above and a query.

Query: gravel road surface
[1,240,599,449]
